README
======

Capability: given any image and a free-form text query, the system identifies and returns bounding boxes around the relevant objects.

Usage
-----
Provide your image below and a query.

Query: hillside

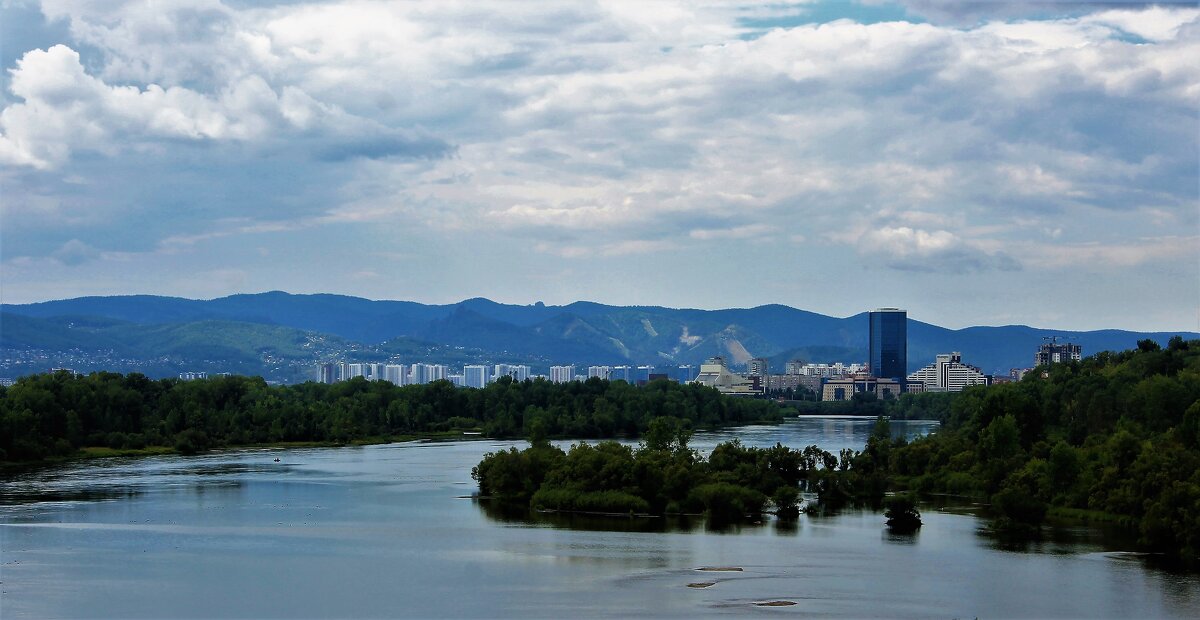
[0,312,505,382]
[3,293,1196,378]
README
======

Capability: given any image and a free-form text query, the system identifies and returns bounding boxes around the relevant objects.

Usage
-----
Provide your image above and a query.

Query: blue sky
[1,0,1197,331]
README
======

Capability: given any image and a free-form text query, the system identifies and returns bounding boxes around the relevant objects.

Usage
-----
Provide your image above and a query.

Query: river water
[2,417,1197,618]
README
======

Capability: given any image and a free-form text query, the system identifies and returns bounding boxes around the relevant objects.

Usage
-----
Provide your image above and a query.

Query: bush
[991,486,1047,525]
[884,494,922,532]
[687,483,766,522]
[772,485,801,519]
[173,429,210,456]
[531,488,650,514]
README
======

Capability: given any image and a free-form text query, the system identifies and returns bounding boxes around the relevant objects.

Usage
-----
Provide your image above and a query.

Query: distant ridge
[3,292,1195,382]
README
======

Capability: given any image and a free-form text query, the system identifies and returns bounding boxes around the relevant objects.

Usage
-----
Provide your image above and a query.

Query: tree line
[0,373,787,462]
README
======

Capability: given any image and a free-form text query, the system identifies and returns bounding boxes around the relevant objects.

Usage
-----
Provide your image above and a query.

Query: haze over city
[2,0,1198,332]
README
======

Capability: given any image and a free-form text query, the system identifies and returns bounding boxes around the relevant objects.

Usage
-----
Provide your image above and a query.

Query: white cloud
[836,225,1021,273]
[0,45,283,167]
[0,42,449,169]
[1082,6,1200,43]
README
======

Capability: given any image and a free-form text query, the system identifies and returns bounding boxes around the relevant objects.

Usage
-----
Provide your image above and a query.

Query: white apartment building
[587,365,612,380]
[464,365,491,389]
[317,363,338,384]
[368,363,386,381]
[346,363,367,379]
[493,364,531,382]
[384,364,407,386]
[550,365,576,383]
[410,363,449,385]
[907,352,989,392]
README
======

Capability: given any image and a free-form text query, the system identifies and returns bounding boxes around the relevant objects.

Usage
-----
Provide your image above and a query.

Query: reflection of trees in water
[474,497,766,534]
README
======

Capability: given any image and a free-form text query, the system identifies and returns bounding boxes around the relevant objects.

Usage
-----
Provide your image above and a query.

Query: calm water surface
[2,417,1197,618]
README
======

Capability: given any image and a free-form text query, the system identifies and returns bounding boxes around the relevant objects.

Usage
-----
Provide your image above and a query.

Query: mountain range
[2,291,1195,383]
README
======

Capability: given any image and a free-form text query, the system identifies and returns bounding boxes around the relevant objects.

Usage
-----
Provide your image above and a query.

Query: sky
[0,0,1197,332]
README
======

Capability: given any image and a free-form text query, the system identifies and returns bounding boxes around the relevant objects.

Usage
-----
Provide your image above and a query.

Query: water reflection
[478,498,727,534]
[1,419,1197,619]
[882,529,920,545]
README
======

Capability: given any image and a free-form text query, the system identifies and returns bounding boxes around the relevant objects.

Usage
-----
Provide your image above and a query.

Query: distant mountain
[3,292,1196,379]
[5,291,451,343]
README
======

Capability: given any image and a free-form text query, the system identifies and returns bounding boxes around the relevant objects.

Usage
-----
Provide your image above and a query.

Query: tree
[884,494,922,532]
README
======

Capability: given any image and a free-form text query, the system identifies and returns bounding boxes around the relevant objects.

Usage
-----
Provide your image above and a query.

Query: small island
[473,416,859,521]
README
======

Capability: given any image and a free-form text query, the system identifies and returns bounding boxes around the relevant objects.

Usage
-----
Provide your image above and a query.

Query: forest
[0,372,786,463]
[877,337,1200,560]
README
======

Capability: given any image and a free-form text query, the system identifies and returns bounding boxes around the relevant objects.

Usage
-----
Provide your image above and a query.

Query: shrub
[173,429,210,456]
[687,483,766,522]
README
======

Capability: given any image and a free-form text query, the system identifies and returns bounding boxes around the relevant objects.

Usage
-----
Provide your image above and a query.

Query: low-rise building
[907,352,990,392]
[821,373,903,401]
[767,373,823,394]
[693,357,760,395]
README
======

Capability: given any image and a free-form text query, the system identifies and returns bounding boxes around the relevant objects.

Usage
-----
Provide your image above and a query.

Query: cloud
[1022,235,1200,268]
[50,238,99,266]
[840,226,1022,273]
[0,1,1196,329]
[0,44,450,169]
[689,224,774,240]
[892,1,1197,27]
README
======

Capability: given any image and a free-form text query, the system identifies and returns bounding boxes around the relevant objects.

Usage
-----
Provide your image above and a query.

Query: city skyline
[2,1,1198,333]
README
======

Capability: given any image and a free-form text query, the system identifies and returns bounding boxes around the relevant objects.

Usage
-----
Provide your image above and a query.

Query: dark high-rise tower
[869,308,907,384]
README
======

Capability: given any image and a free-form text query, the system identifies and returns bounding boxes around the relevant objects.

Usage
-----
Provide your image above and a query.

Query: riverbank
[1,416,795,471]
[0,431,480,471]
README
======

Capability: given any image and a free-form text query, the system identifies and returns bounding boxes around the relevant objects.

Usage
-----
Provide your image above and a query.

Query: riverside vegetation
[475,338,1200,563]
[883,337,1200,563]
[471,416,887,522]
[4,339,1197,561]
[0,373,785,463]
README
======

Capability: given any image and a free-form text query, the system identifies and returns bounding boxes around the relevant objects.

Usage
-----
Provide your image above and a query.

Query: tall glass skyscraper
[869,308,907,384]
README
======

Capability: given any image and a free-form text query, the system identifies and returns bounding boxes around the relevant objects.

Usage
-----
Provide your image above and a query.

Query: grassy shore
[0,430,489,470]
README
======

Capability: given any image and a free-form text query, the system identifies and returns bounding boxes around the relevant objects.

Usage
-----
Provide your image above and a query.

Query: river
[2,417,1197,618]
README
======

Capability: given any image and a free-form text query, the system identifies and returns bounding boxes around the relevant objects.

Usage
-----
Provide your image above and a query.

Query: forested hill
[4,292,1195,375]
[0,374,786,464]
